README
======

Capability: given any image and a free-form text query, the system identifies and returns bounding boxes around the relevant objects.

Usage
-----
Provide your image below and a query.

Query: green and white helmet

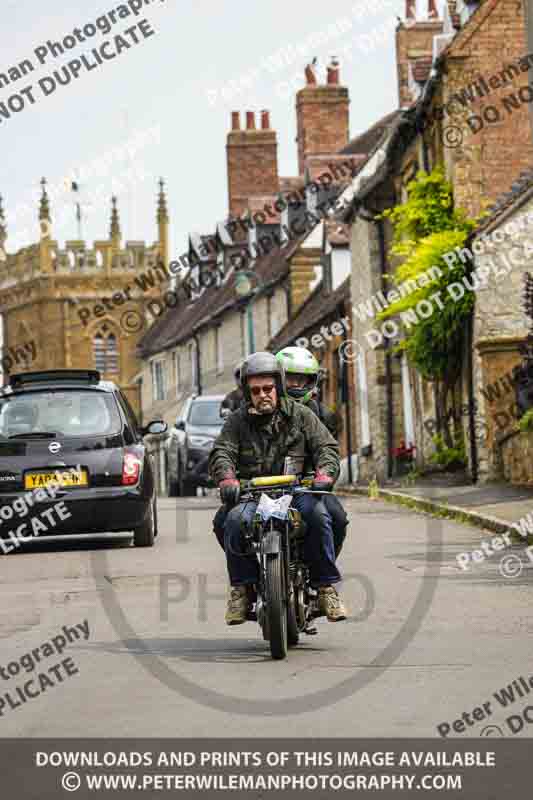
[276,346,319,404]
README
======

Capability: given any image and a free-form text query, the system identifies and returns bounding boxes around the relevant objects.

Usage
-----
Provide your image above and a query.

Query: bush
[518,408,533,433]
[429,432,466,470]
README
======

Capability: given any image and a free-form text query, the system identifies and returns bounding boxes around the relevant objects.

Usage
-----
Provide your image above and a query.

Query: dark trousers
[213,493,348,556]
[222,494,341,588]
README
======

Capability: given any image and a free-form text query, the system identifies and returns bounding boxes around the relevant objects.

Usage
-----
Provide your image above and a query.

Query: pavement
[1,493,532,739]
[341,472,533,535]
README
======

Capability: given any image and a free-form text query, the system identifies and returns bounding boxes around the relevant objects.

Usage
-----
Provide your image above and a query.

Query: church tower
[0,180,170,418]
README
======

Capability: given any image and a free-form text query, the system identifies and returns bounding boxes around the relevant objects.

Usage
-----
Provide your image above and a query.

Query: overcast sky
[0,0,445,260]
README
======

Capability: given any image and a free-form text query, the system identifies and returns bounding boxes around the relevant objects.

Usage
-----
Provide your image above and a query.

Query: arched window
[93,324,119,374]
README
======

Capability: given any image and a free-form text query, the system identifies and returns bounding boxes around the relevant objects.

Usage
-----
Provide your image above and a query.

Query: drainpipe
[524,1,533,146]
[377,216,394,480]
[421,137,430,172]
[340,301,354,484]
[466,279,478,483]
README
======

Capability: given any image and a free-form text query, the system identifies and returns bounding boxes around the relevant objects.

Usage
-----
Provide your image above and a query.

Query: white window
[93,324,119,374]
[189,342,198,390]
[151,360,166,402]
[401,353,416,448]
[215,326,224,374]
[240,312,247,358]
[357,351,371,448]
[173,351,181,397]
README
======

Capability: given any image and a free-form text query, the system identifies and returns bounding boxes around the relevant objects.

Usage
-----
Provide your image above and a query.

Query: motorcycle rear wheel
[265,554,288,660]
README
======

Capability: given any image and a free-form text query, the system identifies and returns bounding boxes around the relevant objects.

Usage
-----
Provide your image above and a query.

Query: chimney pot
[304,62,317,85]
[246,111,256,130]
[261,110,270,130]
[327,58,340,85]
[406,0,416,19]
[231,111,240,130]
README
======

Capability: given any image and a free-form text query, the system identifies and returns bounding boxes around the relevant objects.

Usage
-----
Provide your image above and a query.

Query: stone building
[340,0,533,482]
[0,179,170,416]
[137,60,362,491]
[468,172,533,482]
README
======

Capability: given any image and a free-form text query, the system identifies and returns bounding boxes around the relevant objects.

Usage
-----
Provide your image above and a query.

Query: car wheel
[133,500,155,547]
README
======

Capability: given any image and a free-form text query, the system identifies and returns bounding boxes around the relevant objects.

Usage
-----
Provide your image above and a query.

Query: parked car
[0,370,167,549]
[166,394,224,496]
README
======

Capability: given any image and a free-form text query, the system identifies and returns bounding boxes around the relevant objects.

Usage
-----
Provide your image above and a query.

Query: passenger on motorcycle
[208,351,347,625]
[275,346,349,557]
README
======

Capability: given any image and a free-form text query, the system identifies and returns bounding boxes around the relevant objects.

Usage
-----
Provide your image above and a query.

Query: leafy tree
[379,167,481,446]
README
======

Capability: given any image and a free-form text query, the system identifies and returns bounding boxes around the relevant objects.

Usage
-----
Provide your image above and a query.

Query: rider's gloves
[219,474,241,506]
[312,471,334,492]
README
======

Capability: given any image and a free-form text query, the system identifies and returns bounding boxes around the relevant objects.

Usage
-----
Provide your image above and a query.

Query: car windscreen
[188,400,222,426]
[0,390,121,439]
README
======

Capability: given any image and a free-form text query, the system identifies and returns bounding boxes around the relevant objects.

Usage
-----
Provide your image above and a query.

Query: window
[189,399,223,426]
[151,359,166,402]
[357,351,371,448]
[0,390,121,438]
[335,347,345,408]
[214,326,223,374]
[93,324,119,374]
[240,312,247,358]
[189,342,198,390]
[173,351,181,396]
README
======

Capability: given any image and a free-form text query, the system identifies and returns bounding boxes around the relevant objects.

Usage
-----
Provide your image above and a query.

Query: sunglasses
[250,384,275,397]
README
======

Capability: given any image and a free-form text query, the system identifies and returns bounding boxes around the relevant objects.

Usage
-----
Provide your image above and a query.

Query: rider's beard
[255,397,275,414]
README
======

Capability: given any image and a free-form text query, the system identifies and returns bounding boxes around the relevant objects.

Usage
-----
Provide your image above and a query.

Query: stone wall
[500,429,533,486]
[472,192,533,479]
[442,0,532,218]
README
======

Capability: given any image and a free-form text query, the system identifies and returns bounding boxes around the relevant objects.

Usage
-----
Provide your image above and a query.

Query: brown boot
[318,586,347,622]
[225,586,249,625]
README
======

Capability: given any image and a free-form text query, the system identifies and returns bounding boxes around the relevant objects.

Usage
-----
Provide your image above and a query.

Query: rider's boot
[225,585,249,625]
[318,586,347,622]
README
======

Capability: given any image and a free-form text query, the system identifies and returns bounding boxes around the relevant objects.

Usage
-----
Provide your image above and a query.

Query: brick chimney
[226,110,279,219]
[396,0,443,107]
[296,58,349,176]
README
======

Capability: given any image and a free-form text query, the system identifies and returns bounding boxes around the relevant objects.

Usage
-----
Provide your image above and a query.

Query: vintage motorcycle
[236,474,328,661]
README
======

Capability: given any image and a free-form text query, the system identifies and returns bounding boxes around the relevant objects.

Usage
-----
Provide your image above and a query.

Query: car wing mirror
[143,420,168,436]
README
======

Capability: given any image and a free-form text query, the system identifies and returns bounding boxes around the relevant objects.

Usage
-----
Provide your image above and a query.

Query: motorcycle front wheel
[265,553,288,660]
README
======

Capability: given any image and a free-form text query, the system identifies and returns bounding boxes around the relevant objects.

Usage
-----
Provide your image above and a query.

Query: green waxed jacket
[208,396,340,484]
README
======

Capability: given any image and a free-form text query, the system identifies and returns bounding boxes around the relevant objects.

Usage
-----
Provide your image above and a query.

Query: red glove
[219,474,240,506]
[312,471,334,491]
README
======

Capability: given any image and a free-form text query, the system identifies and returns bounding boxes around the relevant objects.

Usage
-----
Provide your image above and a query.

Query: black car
[0,370,167,550]
[166,394,224,496]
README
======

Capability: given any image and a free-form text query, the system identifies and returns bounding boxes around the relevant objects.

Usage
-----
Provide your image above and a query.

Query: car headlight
[188,436,213,449]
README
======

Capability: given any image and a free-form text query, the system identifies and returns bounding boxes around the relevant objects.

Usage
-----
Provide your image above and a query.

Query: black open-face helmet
[240,351,286,401]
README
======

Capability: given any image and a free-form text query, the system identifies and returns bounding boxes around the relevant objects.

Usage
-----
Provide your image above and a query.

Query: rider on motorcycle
[208,351,347,626]
[275,346,349,557]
